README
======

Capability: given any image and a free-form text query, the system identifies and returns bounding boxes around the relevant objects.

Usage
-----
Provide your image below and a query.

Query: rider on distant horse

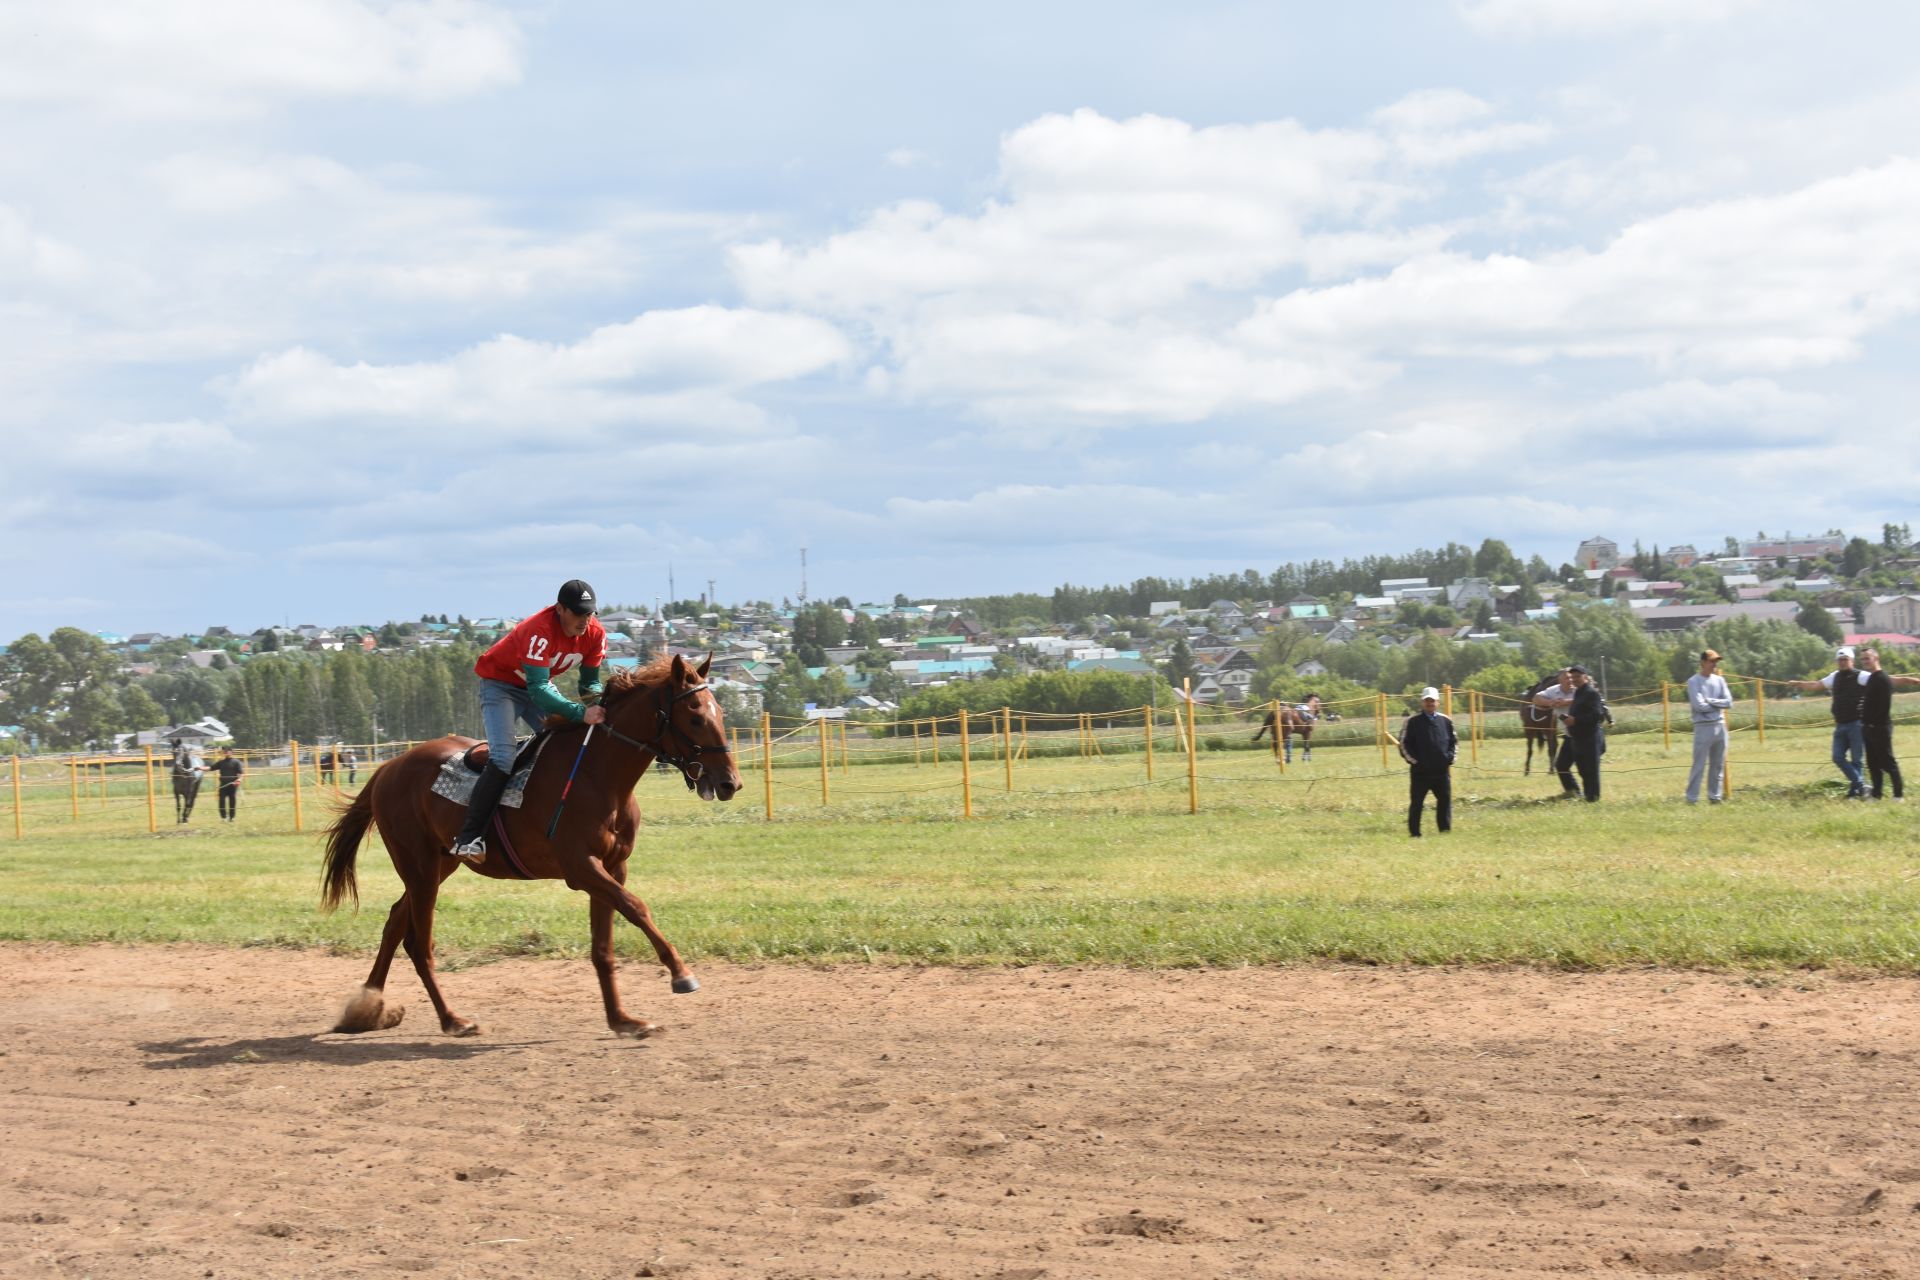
[448,580,608,863]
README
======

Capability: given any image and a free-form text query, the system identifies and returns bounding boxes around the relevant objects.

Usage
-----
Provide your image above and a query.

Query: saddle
[431,731,553,812]
[456,728,550,776]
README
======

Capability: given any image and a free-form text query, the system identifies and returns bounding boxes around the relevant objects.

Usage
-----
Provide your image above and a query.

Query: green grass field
[2,709,1916,971]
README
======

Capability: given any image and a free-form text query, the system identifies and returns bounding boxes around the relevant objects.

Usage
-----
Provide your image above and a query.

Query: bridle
[602,679,732,787]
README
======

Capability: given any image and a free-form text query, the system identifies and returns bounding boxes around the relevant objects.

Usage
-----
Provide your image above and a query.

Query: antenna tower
[799,548,809,604]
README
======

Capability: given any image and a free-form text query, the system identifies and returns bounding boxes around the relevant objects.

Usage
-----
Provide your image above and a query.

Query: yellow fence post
[1469,691,1480,767]
[1142,704,1153,781]
[1375,693,1388,768]
[1723,749,1732,800]
[959,709,972,818]
[290,739,303,833]
[1183,681,1199,815]
[913,720,922,767]
[1754,677,1766,745]
[144,745,157,834]
[1269,698,1282,766]
[69,759,78,820]
[1662,682,1671,753]
[1443,684,1453,719]
[931,718,940,766]
[818,717,830,806]
[1003,708,1013,791]
[1020,715,1028,761]
[11,755,21,839]
[761,712,773,821]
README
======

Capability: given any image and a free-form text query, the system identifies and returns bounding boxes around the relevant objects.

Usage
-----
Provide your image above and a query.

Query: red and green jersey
[475,607,607,687]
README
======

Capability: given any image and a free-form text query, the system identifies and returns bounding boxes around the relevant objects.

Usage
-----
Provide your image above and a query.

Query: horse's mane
[602,657,678,707]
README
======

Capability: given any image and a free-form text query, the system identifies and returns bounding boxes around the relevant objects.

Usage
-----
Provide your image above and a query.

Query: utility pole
[706,578,716,609]
[668,563,676,607]
[799,548,808,604]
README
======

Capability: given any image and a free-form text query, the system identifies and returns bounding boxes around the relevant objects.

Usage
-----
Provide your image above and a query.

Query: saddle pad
[430,735,550,811]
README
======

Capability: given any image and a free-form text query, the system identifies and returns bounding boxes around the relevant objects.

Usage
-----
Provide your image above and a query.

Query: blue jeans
[1831,720,1866,795]
[478,678,546,776]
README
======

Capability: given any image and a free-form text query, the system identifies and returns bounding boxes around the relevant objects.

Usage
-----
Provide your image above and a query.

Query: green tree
[1164,637,1196,689]
[1841,537,1874,577]
[119,684,167,733]
[1795,600,1842,644]
[1552,603,1660,697]
[0,628,126,748]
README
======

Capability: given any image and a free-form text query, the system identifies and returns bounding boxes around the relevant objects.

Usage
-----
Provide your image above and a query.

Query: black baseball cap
[1566,664,1589,675]
[558,580,598,615]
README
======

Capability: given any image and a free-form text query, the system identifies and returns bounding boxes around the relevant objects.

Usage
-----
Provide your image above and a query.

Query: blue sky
[4,0,1917,639]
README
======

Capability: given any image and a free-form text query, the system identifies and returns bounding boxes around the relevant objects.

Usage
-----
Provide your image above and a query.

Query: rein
[601,679,731,786]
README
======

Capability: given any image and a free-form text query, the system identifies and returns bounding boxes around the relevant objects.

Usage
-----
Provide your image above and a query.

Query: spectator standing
[1399,686,1456,837]
[451,579,609,862]
[213,747,245,822]
[1563,665,1605,802]
[1858,647,1920,800]
[1684,650,1733,805]
[1530,669,1578,798]
[342,746,358,786]
[1786,647,1871,797]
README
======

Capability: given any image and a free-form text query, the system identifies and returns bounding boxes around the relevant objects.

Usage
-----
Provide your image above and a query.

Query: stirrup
[447,837,488,864]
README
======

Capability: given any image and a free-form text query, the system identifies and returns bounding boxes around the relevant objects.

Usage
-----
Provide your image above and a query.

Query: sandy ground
[2,946,1918,1279]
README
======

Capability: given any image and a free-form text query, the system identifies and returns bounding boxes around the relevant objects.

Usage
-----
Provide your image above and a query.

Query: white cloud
[733,106,1555,422]
[1458,0,1767,37]
[1371,90,1552,168]
[225,306,853,431]
[0,0,524,116]
[1241,159,1920,372]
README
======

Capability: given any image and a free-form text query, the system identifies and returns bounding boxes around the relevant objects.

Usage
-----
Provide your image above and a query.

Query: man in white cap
[1399,687,1456,837]
[1786,647,1871,798]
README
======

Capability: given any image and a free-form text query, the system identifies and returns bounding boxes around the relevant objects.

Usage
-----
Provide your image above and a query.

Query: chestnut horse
[320,654,741,1038]
[1251,698,1319,762]
[1519,673,1561,776]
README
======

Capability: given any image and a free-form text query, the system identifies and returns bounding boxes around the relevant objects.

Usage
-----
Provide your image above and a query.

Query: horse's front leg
[403,858,479,1036]
[565,855,698,994]
[589,891,659,1037]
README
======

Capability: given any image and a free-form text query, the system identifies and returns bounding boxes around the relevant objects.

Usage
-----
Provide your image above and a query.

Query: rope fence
[5,675,1914,838]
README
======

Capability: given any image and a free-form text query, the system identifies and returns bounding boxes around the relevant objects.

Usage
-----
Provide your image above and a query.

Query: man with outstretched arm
[1563,665,1605,802]
[1785,646,1871,798]
[1530,668,1578,797]
[1858,647,1920,800]
[449,580,609,863]
[1400,686,1456,837]
[1684,649,1733,805]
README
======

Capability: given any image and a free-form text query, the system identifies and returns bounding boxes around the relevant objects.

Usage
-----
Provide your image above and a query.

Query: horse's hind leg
[402,858,478,1036]
[590,891,657,1038]
[333,894,411,1033]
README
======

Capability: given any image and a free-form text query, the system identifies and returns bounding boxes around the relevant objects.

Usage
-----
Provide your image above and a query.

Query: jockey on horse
[449,579,608,862]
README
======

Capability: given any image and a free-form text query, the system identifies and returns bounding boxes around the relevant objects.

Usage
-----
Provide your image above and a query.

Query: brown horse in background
[1251,697,1320,762]
[1519,673,1562,776]
[320,654,741,1038]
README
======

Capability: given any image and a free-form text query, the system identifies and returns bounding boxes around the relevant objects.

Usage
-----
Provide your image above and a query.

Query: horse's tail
[320,783,376,914]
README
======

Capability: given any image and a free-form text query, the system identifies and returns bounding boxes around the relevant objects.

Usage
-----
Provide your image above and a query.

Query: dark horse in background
[1519,673,1562,776]
[321,654,742,1038]
[1251,696,1320,762]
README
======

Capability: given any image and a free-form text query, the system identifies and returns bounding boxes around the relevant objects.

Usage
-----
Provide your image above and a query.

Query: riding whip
[545,723,596,838]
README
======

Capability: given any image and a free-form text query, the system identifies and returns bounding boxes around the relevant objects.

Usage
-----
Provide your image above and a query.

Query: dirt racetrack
[3,945,1918,1279]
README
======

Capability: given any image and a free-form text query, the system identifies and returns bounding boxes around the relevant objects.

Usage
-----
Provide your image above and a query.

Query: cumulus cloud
[732,106,1554,422]
[1240,159,1920,372]
[0,0,524,116]
[224,306,853,432]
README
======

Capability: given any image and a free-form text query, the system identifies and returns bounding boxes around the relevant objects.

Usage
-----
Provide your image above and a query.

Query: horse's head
[603,653,743,802]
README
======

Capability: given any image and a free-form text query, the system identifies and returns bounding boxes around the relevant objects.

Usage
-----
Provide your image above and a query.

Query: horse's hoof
[612,1019,660,1039]
[334,987,401,1034]
[443,1018,482,1037]
[671,975,700,994]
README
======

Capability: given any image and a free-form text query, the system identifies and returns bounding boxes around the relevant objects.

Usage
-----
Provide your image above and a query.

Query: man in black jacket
[1400,687,1456,837]
[1564,665,1605,802]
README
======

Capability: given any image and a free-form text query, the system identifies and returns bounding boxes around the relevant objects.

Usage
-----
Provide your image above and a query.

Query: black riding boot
[449,765,509,862]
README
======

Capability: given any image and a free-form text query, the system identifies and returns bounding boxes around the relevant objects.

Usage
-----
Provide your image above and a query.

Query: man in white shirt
[1786,646,1871,798]
[1684,649,1733,804]
[1530,669,1578,797]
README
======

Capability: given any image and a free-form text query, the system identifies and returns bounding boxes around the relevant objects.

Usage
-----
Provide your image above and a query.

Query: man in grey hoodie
[1684,649,1733,804]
